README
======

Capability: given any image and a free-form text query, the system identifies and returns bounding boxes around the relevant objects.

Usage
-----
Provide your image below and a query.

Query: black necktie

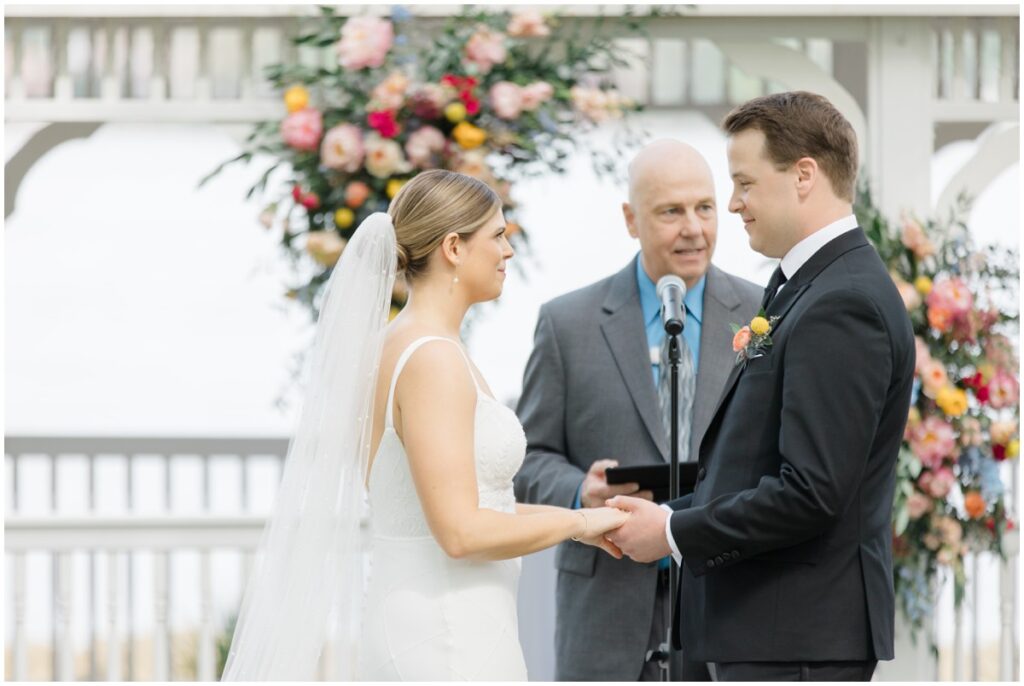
[761,266,788,311]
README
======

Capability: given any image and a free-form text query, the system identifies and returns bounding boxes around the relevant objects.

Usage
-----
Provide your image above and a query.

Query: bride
[222,170,629,681]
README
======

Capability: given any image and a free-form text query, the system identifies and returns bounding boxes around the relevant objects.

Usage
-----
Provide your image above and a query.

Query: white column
[153,551,170,681]
[106,551,122,681]
[197,551,215,680]
[55,552,74,680]
[866,17,934,218]
[12,553,28,680]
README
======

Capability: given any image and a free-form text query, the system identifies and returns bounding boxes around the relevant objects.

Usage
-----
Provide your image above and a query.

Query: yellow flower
[444,102,467,123]
[284,85,309,113]
[333,207,355,229]
[914,275,933,296]
[750,316,770,336]
[935,386,968,417]
[1007,438,1020,459]
[386,178,407,198]
[453,121,487,149]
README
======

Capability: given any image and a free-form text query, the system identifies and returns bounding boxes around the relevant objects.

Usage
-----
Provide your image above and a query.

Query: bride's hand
[573,507,630,559]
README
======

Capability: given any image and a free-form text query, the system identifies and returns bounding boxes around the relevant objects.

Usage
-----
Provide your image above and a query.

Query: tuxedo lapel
[599,258,669,461]
[701,228,871,451]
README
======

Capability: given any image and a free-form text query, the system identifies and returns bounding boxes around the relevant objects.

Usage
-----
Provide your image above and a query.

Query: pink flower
[571,86,630,123]
[507,10,550,37]
[914,336,932,376]
[489,81,524,119]
[988,370,1020,409]
[319,124,364,172]
[936,514,963,545]
[336,16,394,71]
[521,81,554,110]
[984,334,1016,369]
[918,467,956,499]
[900,217,935,259]
[732,326,752,353]
[464,26,507,74]
[920,358,949,399]
[959,417,983,447]
[280,108,323,151]
[364,133,412,178]
[893,275,922,311]
[928,276,973,318]
[370,71,410,110]
[909,416,956,469]
[906,491,933,520]
[404,126,446,168]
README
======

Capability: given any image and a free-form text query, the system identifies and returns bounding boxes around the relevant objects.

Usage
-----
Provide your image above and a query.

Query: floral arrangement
[857,187,1020,642]
[731,311,778,366]
[203,5,655,320]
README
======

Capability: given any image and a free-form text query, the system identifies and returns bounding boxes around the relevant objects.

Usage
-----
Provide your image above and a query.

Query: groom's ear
[794,157,818,197]
[622,202,639,239]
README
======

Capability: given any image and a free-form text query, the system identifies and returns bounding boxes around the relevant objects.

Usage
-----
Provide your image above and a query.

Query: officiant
[513,140,762,681]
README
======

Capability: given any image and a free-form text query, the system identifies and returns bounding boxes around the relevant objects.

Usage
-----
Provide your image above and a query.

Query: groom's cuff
[660,504,682,566]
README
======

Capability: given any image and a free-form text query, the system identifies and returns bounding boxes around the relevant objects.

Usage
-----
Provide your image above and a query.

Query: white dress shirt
[661,213,859,566]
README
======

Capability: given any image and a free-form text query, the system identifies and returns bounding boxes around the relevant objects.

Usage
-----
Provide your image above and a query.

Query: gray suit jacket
[514,257,762,680]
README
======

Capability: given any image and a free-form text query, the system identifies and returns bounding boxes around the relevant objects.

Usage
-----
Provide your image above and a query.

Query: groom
[607,92,915,681]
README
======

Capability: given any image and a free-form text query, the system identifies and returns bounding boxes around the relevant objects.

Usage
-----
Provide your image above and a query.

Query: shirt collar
[635,255,706,326]
[779,214,859,281]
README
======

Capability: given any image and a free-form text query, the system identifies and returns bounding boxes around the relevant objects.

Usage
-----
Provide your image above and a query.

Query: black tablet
[605,463,699,503]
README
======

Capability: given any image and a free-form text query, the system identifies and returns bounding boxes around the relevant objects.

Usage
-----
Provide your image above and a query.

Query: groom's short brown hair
[722,91,858,202]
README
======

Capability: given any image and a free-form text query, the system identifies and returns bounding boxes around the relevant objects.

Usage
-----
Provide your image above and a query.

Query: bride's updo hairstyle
[388,169,502,282]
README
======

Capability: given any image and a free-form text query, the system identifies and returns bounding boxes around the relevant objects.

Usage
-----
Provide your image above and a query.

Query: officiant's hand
[581,459,654,509]
[602,496,671,563]
[576,506,630,559]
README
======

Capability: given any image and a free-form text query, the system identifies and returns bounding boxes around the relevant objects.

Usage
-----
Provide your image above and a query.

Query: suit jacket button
[706,559,715,568]
[697,467,706,481]
[714,555,724,565]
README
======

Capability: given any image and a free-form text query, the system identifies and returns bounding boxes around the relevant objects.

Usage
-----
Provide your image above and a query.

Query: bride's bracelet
[570,510,588,542]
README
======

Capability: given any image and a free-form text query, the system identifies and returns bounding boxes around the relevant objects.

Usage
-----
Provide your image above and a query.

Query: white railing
[4,435,1020,680]
[4,7,1016,124]
[5,436,288,681]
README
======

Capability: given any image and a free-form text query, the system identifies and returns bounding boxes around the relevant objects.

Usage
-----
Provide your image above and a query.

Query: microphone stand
[650,331,682,682]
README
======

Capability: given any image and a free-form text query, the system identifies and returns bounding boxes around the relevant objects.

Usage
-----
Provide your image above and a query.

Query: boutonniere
[730,309,779,367]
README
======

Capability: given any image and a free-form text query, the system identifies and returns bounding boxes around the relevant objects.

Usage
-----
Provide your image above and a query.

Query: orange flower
[732,326,752,353]
[964,491,986,519]
[927,304,953,332]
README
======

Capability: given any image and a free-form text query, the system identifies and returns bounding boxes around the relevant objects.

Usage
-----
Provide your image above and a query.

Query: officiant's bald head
[623,139,718,289]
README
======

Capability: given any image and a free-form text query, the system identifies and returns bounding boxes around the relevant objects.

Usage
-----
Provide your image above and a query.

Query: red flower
[993,443,1007,461]
[964,372,983,389]
[976,385,990,404]
[300,192,321,210]
[985,517,996,532]
[292,184,304,202]
[461,92,481,115]
[368,110,401,138]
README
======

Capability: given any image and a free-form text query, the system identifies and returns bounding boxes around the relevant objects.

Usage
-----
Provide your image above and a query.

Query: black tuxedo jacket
[667,228,915,663]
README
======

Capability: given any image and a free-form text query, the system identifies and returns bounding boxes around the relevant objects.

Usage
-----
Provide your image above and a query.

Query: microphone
[656,275,686,335]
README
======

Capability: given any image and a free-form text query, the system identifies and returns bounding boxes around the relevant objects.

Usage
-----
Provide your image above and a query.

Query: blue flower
[391,5,412,22]
[910,378,921,406]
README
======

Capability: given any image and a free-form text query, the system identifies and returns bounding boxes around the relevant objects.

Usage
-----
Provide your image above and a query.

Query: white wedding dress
[356,336,529,681]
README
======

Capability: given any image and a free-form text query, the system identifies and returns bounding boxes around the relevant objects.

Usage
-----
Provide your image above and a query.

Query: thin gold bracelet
[570,510,588,541]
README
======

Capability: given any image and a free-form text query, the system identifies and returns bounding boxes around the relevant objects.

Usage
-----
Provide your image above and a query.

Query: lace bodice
[366,336,527,538]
